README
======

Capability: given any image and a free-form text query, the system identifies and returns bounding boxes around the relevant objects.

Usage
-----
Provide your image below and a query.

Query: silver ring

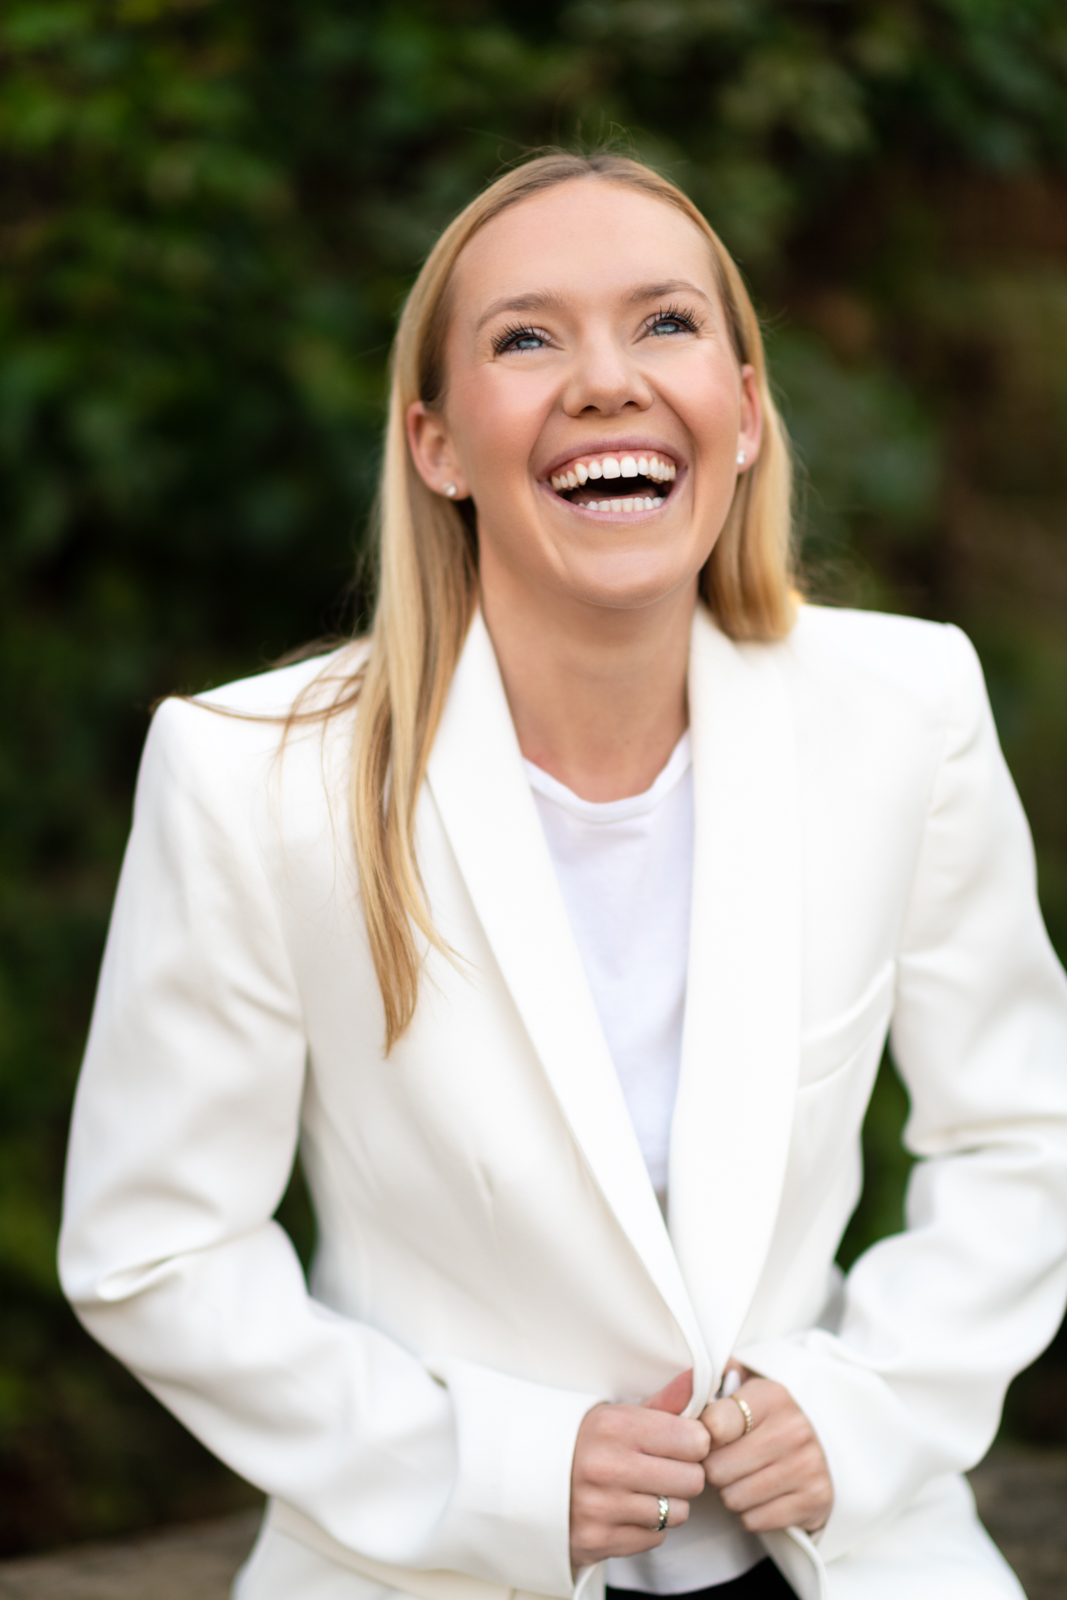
[656,1495,669,1532]
[731,1394,754,1435]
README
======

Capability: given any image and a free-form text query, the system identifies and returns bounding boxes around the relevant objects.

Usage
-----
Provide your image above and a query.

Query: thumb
[642,1368,694,1415]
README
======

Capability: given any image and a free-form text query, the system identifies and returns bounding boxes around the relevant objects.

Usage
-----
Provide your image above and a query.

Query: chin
[560,557,703,613]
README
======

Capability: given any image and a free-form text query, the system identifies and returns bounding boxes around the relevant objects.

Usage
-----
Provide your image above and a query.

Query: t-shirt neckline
[524,731,692,824]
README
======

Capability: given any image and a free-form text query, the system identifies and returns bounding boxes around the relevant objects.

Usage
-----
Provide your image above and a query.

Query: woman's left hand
[699,1370,833,1534]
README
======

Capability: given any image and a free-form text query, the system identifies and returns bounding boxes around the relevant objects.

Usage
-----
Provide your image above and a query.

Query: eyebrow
[628,279,715,309]
[474,279,714,334]
[474,291,568,334]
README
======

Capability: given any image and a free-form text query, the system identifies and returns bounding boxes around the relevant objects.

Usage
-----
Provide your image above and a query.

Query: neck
[479,567,696,803]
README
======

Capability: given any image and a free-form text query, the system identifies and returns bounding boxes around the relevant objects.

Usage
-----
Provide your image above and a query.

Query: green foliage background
[2,0,1067,1555]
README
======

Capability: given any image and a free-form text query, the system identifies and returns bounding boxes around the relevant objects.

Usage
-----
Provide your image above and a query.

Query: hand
[700,1368,833,1534]
[569,1370,710,1571]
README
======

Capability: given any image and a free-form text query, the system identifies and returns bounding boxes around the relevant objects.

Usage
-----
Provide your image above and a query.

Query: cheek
[449,372,548,482]
[667,360,742,458]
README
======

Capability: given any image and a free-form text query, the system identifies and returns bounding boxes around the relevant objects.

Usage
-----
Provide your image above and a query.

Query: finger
[579,1416,707,1497]
[700,1394,750,1449]
[630,1409,711,1462]
[718,1362,751,1397]
[578,1521,677,1563]
[703,1431,784,1489]
[628,1493,690,1532]
[590,1403,710,1463]
[717,1456,805,1514]
[703,1415,808,1489]
[651,1494,690,1531]
[625,1457,708,1500]
[574,1482,694,1529]
[738,1491,829,1535]
[643,1369,694,1415]
[717,1441,832,1516]
[577,1489,691,1548]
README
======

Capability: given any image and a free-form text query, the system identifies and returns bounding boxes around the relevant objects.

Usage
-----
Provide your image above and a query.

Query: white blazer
[59,604,1067,1600]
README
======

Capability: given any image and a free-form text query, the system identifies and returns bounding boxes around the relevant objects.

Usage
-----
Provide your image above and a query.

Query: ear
[736,364,763,473]
[406,401,470,500]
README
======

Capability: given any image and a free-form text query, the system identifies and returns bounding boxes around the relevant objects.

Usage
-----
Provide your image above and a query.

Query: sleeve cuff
[430,1355,604,1596]
[735,1333,956,1563]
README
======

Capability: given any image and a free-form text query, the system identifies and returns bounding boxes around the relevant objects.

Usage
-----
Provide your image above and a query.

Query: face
[407,179,762,618]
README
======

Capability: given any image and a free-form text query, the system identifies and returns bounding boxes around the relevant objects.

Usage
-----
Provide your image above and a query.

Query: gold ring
[731,1394,754,1435]
[656,1495,669,1531]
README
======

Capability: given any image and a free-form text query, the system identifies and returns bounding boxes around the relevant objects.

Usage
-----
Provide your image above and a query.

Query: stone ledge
[969,1447,1067,1600]
[0,1512,261,1600]
[1,1449,1064,1600]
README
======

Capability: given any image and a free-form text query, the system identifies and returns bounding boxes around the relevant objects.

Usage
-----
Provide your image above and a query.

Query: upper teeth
[550,454,677,492]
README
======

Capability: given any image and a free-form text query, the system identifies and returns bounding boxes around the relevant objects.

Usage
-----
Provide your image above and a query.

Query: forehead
[450,179,722,323]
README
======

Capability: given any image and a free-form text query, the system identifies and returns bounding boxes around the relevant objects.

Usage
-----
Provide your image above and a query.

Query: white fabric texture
[57,605,1067,1600]
[527,740,763,1592]
[525,734,693,1207]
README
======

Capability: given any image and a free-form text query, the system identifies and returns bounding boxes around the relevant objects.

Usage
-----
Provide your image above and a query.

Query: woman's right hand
[569,1371,710,1570]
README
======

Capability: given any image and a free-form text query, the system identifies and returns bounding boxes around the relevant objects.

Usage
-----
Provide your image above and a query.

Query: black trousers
[607,1562,799,1600]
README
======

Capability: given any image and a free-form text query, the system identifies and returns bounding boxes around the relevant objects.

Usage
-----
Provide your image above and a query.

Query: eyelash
[647,303,702,336]
[491,303,702,355]
[492,322,547,355]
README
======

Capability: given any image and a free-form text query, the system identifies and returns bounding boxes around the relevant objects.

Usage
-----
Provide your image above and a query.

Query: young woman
[59,152,1067,1600]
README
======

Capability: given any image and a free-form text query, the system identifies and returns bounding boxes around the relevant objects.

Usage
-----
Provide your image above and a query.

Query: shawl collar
[426,606,801,1403]
[426,612,712,1403]
[669,608,802,1375]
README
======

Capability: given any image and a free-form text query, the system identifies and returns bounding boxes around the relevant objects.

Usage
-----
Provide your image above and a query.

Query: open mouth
[547,450,678,514]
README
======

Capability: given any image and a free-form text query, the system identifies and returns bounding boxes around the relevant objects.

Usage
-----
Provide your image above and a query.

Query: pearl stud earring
[443,482,457,498]
[736,449,747,467]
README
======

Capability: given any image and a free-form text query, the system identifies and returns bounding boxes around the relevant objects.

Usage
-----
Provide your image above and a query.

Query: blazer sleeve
[58,697,598,1598]
[738,625,1067,1563]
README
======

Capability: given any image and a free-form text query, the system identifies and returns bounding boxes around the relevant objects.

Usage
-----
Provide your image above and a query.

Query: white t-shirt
[525,735,694,1208]
[527,736,763,1592]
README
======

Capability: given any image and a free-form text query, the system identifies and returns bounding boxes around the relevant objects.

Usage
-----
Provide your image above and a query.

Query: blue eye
[494,324,547,354]
[650,308,699,337]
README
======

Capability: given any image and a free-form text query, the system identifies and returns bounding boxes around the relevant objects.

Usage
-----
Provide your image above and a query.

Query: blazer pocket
[799,962,895,1088]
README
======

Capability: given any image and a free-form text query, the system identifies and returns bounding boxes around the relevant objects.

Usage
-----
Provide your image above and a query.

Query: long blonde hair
[343,151,796,1047]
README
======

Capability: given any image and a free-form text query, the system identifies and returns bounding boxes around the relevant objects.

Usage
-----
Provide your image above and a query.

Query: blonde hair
[342,151,796,1047]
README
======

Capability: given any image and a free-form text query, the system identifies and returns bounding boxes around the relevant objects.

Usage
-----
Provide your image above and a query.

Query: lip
[539,436,684,482]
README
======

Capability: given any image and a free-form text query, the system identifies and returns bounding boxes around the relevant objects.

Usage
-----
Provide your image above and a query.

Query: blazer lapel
[426,613,713,1402]
[669,608,802,1378]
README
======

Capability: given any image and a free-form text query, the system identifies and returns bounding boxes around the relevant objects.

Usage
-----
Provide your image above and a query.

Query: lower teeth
[578,495,663,512]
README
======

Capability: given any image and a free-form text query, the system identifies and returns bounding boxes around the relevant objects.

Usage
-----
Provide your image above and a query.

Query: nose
[561,328,654,418]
